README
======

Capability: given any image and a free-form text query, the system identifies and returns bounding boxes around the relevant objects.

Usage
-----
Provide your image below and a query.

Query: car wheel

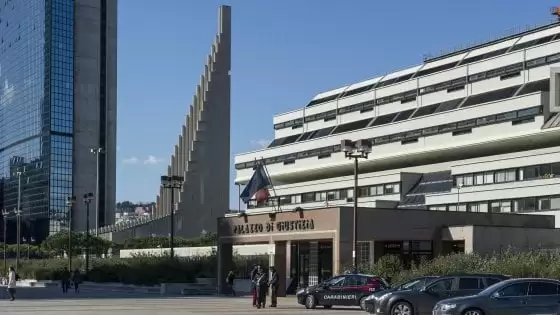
[305,295,317,309]
[463,309,484,315]
[391,301,413,315]
[359,297,368,311]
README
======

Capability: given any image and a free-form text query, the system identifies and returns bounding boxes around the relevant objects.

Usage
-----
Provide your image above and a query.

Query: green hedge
[0,253,265,286]
[362,249,560,284]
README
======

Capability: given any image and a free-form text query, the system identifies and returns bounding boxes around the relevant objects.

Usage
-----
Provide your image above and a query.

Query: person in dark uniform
[226,270,235,296]
[60,267,70,294]
[268,266,279,307]
[71,269,81,294]
[255,265,268,309]
[250,265,258,307]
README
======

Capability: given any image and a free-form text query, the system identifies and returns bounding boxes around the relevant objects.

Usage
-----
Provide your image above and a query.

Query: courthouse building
[219,20,560,295]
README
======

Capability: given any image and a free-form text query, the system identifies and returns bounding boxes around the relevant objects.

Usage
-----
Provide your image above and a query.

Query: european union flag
[240,163,271,204]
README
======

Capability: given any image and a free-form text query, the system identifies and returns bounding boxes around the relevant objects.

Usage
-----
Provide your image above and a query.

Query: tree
[41,231,113,257]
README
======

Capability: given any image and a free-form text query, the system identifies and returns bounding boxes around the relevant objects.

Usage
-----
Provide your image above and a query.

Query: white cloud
[122,156,139,165]
[250,139,270,148]
[143,155,164,165]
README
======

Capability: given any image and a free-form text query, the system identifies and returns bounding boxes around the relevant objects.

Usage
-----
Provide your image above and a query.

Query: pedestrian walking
[250,265,258,307]
[226,270,235,296]
[71,269,81,294]
[255,265,268,309]
[60,267,70,294]
[6,266,16,301]
[268,266,279,307]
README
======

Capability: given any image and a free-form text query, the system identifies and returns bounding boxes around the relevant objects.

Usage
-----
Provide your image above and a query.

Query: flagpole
[259,157,281,212]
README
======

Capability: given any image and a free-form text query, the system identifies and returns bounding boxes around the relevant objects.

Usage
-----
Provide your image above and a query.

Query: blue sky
[116,0,560,209]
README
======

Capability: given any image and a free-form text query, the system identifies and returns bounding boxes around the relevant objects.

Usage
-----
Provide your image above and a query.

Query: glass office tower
[0,0,117,243]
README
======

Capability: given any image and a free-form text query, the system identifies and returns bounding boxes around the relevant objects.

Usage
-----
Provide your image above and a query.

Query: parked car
[433,278,560,315]
[372,273,509,315]
[296,273,389,309]
[363,276,439,314]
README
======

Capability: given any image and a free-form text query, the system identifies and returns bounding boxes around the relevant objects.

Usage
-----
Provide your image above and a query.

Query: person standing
[268,266,279,308]
[71,269,81,294]
[60,267,70,294]
[255,266,268,309]
[6,266,16,301]
[226,270,235,296]
[250,265,258,307]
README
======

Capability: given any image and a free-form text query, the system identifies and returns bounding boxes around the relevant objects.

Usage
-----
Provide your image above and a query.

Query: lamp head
[341,139,354,153]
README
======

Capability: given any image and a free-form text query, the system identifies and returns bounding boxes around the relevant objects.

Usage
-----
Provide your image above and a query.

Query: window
[302,193,315,203]
[458,278,482,290]
[393,109,415,122]
[427,278,453,293]
[371,112,398,126]
[474,173,484,185]
[358,187,369,197]
[497,282,529,297]
[412,104,438,118]
[528,282,559,296]
[332,118,372,135]
[326,276,345,287]
[384,183,400,194]
[491,201,511,213]
[484,172,494,184]
[371,185,384,196]
[327,190,340,201]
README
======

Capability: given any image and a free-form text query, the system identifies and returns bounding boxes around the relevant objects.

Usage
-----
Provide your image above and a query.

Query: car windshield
[399,279,424,290]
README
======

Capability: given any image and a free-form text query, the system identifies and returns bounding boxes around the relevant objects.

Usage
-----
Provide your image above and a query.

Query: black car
[363,276,439,314]
[434,278,560,315]
[296,273,389,309]
[373,273,509,315]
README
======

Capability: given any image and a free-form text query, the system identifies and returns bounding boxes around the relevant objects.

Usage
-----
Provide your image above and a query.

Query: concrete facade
[217,207,558,296]
[73,0,117,231]
[232,21,560,230]
[100,5,231,242]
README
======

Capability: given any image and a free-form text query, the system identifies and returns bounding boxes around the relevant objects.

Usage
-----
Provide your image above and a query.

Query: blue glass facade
[0,0,74,243]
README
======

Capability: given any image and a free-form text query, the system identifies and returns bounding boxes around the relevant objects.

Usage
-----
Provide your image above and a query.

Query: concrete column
[178,136,184,175]
[272,241,287,297]
[217,241,233,295]
[309,241,319,286]
[369,241,375,267]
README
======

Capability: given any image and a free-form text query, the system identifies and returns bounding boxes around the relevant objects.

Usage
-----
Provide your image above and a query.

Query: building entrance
[287,240,333,294]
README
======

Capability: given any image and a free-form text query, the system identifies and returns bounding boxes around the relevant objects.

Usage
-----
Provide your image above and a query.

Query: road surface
[0,287,363,314]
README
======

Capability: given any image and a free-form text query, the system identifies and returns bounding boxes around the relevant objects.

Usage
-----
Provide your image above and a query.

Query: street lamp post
[341,139,372,273]
[15,169,23,270]
[2,209,9,275]
[83,193,94,272]
[161,175,184,259]
[90,147,104,237]
[66,196,76,271]
[456,183,463,211]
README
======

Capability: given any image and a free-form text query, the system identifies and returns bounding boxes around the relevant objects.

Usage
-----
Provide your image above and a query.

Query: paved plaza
[0,288,362,314]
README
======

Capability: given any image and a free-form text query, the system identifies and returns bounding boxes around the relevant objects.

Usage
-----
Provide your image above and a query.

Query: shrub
[361,248,560,285]
[0,253,258,286]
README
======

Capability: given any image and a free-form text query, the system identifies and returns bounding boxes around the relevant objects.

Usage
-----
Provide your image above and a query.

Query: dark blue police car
[296,273,389,310]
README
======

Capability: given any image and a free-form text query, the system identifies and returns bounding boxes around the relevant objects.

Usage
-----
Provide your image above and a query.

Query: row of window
[247,182,401,208]
[277,50,556,131]
[428,193,560,213]
[236,105,543,170]
[304,31,560,109]
[454,162,560,187]
[270,79,546,148]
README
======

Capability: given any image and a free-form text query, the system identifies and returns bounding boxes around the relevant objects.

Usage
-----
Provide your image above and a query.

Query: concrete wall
[120,244,272,258]
[73,0,117,231]
[444,225,560,255]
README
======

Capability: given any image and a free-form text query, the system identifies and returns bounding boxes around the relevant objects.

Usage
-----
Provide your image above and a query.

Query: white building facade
[233,22,560,227]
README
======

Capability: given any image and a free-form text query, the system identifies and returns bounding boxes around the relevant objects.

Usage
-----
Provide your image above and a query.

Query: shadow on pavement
[0,287,186,300]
